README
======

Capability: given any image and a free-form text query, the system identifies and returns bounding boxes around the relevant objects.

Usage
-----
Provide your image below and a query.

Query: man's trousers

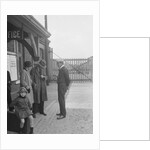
[58,83,67,117]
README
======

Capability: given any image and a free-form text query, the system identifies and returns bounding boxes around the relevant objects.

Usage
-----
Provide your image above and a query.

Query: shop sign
[8,30,22,40]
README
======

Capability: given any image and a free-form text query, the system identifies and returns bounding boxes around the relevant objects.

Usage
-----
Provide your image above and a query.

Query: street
[34,82,93,134]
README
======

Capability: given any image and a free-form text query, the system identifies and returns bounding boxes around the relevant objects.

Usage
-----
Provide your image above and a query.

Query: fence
[52,57,93,82]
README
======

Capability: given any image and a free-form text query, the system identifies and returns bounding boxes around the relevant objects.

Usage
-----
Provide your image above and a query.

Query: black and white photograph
[1,1,99,149]
[2,0,150,150]
[7,15,93,134]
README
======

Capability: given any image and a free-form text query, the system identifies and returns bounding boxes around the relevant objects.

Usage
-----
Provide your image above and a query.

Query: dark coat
[39,68,48,102]
[57,66,70,117]
[57,66,70,87]
[30,67,41,104]
[7,71,12,104]
[7,71,11,92]
[20,69,34,104]
[30,66,47,103]
[10,96,32,119]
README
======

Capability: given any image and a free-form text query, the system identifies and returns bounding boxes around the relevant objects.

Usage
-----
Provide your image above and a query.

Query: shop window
[7,40,15,52]
[18,41,22,52]
[15,41,23,79]
[7,40,21,81]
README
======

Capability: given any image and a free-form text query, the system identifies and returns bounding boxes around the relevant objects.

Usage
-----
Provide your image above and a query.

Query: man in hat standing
[30,59,47,116]
[56,60,70,119]
[30,61,41,117]
[38,59,48,116]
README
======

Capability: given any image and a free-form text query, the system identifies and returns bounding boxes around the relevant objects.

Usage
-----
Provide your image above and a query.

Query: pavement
[8,82,93,134]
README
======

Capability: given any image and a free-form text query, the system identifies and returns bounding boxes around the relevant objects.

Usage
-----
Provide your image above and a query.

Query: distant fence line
[51,58,93,82]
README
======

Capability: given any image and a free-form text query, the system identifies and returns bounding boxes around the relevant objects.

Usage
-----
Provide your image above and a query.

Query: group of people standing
[21,59,48,118]
[7,59,70,134]
[7,59,48,134]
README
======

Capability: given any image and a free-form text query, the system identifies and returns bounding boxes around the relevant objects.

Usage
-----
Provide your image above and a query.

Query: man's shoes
[40,112,47,116]
[56,113,61,116]
[57,115,65,120]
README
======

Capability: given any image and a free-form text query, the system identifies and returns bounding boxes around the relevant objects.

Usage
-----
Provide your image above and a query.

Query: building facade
[7,15,52,99]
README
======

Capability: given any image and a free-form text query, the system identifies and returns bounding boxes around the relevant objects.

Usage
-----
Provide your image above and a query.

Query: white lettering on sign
[8,31,21,39]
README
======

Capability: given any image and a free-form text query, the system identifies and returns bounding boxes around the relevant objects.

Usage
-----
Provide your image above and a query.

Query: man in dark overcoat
[30,59,47,117]
[38,60,48,116]
[56,60,70,119]
[30,64,41,117]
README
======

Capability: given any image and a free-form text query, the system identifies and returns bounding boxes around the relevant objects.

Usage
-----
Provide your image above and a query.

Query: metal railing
[52,58,93,82]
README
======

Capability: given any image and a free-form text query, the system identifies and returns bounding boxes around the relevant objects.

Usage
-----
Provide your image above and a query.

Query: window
[7,40,15,52]
[7,40,20,81]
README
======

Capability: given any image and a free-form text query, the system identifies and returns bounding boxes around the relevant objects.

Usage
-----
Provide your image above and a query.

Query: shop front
[7,15,51,99]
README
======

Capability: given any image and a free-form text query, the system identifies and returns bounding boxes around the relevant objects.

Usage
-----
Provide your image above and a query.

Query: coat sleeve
[20,70,28,87]
[7,71,11,83]
[30,69,35,85]
[7,71,11,90]
[64,68,70,87]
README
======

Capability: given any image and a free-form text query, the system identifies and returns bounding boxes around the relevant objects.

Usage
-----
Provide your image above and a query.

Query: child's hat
[19,87,28,93]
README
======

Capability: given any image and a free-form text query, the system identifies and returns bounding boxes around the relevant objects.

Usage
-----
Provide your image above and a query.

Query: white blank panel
[100,141,150,150]
[100,0,150,37]
[100,38,149,140]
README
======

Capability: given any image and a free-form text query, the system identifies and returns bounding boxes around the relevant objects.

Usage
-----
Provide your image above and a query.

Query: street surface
[8,82,93,134]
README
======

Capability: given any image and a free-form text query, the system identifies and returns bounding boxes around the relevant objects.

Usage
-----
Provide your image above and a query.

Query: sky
[33,15,93,59]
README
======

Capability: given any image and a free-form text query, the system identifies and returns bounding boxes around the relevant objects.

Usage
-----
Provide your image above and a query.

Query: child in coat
[10,87,34,134]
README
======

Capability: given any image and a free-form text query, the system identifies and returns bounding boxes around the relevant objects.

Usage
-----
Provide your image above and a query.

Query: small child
[10,87,34,134]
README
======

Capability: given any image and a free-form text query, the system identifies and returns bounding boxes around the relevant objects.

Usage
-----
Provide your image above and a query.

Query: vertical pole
[44,15,49,85]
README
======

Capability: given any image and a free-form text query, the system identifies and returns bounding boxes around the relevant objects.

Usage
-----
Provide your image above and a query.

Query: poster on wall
[7,55,17,81]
